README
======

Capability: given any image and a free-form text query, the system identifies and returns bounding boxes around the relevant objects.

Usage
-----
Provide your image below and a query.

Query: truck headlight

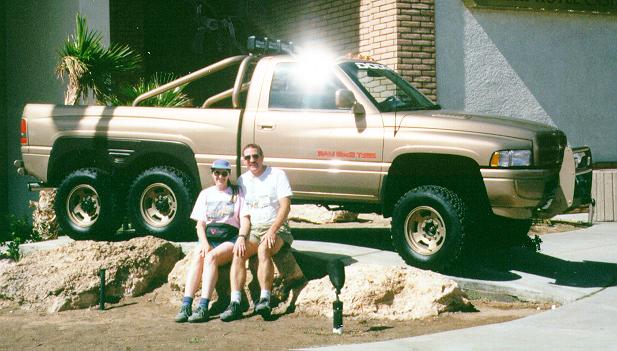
[490,150,532,168]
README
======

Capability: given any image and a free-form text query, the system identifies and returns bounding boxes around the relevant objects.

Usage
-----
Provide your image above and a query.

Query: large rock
[0,236,183,313]
[295,264,471,320]
[289,205,359,224]
[168,245,306,312]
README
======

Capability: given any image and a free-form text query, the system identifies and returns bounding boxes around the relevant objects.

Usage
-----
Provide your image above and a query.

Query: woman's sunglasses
[212,170,229,177]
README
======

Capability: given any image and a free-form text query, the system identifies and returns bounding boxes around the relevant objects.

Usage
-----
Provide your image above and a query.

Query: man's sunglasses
[212,170,229,177]
[243,154,261,161]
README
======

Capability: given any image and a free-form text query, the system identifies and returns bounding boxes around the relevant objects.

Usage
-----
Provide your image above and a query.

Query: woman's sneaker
[188,305,209,323]
[174,304,192,323]
[220,301,242,322]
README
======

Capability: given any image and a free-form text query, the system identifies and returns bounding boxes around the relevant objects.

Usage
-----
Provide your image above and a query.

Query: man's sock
[260,290,271,302]
[231,291,242,304]
[182,296,193,307]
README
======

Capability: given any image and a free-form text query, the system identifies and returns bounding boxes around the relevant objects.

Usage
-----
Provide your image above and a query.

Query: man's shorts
[249,222,293,246]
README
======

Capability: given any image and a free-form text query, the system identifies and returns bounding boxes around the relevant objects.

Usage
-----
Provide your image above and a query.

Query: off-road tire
[55,168,120,240]
[391,185,467,271]
[128,166,194,240]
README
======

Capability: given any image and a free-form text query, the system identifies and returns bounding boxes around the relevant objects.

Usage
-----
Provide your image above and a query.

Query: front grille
[535,130,567,167]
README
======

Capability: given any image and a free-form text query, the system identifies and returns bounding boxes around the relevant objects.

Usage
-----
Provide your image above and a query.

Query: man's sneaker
[188,305,209,323]
[220,302,242,322]
[254,298,271,319]
[174,304,192,323]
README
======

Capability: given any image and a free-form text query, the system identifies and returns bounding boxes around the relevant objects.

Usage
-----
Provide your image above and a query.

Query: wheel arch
[382,153,489,218]
[48,137,201,191]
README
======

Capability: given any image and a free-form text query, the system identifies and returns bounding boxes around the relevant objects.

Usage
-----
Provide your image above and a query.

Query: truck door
[253,61,383,202]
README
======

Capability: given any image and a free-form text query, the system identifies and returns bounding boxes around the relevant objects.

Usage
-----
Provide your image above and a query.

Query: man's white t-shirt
[190,186,244,228]
[238,166,292,227]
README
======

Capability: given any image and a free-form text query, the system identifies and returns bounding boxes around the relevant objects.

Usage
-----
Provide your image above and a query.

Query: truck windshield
[339,62,439,112]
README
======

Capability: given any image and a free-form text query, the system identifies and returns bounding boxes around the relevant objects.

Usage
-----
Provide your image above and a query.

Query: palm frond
[56,13,141,105]
[114,73,191,107]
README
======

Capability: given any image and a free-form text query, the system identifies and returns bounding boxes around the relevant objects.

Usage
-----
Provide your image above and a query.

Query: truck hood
[391,110,558,140]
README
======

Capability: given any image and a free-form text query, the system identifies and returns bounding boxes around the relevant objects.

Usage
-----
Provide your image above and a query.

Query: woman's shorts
[209,236,238,249]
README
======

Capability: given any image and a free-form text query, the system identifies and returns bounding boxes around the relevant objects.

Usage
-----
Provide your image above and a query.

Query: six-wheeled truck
[15,38,593,270]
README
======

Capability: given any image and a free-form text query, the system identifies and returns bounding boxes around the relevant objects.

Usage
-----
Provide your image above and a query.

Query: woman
[175,159,250,323]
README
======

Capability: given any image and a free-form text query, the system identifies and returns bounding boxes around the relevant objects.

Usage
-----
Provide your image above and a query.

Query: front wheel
[128,166,195,240]
[391,185,467,271]
[55,168,120,240]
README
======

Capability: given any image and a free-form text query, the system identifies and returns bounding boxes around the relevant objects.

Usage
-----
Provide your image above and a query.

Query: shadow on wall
[439,1,617,162]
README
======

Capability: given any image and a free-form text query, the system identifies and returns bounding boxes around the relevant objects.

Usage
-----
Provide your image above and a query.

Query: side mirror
[335,89,356,109]
[336,89,365,116]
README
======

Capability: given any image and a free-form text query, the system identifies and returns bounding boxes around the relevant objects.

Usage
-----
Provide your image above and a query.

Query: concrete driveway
[296,221,617,350]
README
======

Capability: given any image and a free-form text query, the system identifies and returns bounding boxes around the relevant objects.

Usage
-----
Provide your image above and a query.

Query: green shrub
[1,215,39,261]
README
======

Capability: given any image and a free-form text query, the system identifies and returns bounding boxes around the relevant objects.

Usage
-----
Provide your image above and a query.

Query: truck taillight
[20,119,28,145]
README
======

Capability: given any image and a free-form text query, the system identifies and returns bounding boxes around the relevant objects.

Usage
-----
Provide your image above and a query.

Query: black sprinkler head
[327,259,345,294]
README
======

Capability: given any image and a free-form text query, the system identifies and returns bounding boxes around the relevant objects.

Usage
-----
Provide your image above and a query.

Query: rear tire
[128,166,195,240]
[391,185,467,271]
[55,168,120,240]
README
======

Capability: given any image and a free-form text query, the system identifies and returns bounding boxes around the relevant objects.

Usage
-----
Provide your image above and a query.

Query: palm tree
[56,14,141,105]
[109,72,192,107]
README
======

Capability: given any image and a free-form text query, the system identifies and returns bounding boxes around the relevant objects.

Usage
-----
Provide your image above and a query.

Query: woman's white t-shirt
[190,186,244,228]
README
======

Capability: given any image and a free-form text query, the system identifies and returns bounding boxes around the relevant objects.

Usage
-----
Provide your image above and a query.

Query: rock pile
[1,236,471,321]
[289,205,359,224]
[295,264,471,320]
[0,236,182,313]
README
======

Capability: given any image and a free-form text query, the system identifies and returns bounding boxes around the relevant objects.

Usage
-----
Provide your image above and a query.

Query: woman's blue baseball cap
[211,159,232,170]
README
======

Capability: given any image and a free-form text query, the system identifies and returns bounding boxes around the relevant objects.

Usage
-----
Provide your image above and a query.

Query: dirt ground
[0,217,586,350]
[0,284,552,351]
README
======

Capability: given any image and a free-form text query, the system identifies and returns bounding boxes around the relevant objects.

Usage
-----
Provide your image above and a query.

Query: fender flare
[48,137,200,186]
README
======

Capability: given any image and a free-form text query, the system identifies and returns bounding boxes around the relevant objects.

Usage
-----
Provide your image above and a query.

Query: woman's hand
[198,242,210,258]
[234,237,246,257]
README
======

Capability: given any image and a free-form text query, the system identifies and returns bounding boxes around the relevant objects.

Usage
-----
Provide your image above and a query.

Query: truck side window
[269,63,344,110]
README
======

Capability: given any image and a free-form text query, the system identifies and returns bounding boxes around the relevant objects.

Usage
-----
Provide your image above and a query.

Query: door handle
[257,123,275,130]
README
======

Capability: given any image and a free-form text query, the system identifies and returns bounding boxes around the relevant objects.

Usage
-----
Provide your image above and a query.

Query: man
[220,144,293,321]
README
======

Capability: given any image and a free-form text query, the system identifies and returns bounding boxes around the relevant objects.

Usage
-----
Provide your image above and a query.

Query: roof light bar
[247,36,294,55]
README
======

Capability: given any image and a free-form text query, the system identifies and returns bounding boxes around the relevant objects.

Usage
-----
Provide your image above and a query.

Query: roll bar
[132,55,255,108]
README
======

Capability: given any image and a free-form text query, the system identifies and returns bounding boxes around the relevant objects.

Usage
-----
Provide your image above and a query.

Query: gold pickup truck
[15,51,593,270]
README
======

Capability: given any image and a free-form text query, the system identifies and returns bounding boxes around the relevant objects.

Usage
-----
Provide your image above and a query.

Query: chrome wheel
[403,205,446,256]
[66,184,100,227]
[139,182,177,228]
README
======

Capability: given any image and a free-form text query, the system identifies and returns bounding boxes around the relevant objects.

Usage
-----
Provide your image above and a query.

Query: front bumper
[564,146,593,212]
[482,145,593,219]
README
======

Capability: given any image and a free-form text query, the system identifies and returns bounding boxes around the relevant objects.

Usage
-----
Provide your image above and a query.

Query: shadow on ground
[292,227,394,251]
[292,226,617,289]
